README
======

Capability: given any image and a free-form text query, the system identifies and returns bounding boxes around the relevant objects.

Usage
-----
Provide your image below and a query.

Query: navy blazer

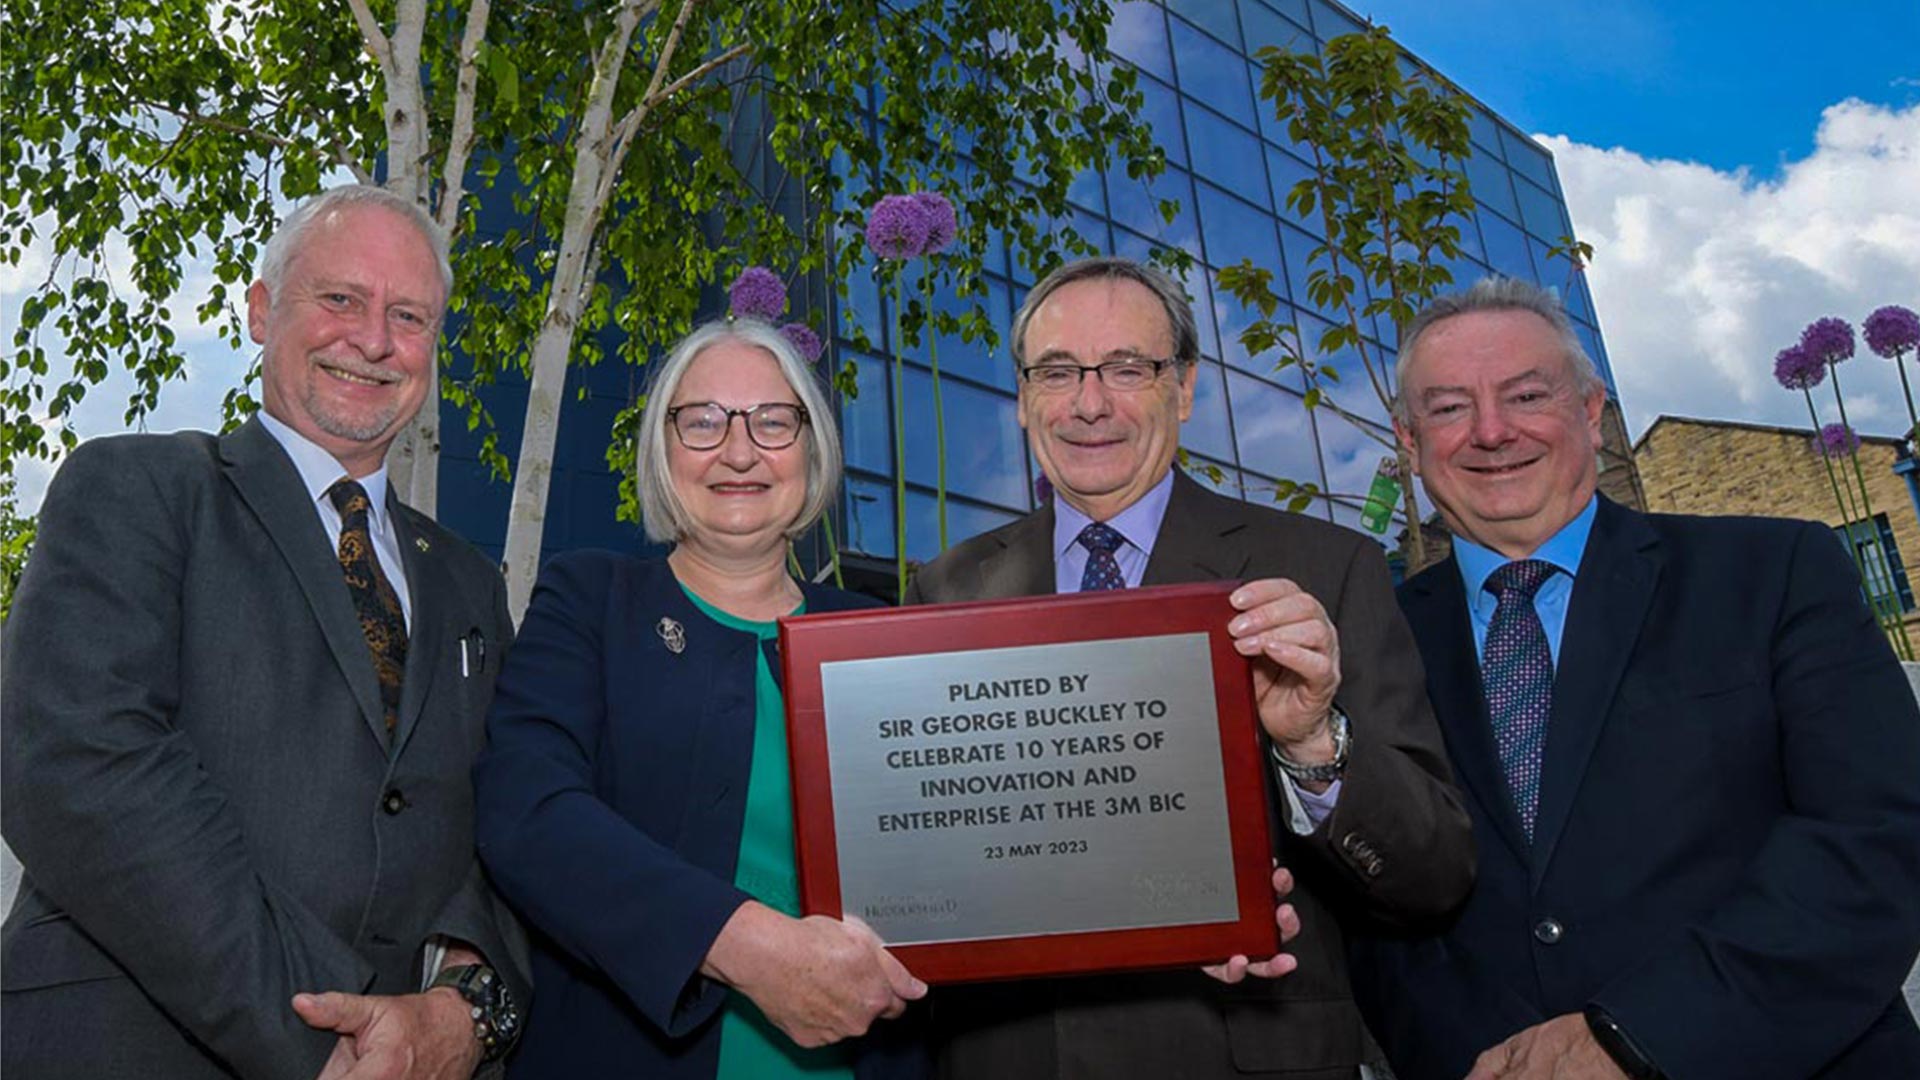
[474,551,921,1079]
[1350,498,1920,1079]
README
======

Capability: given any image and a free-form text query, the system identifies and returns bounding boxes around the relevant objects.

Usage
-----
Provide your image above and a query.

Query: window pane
[1228,371,1324,489]
[841,350,895,477]
[1184,360,1236,462]
[1242,2,1313,55]
[1498,126,1557,191]
[1267,146,1321,236]
[1197,182,1281,276]
[1186,106,1267,200]
[1476,209,1536,281]
[1308,0,1366,40]
[1463,146,1519,223]
[1514,175,1570,242]
[1109,167,1203,263]
[844,472,896,558]
[902,367,1028,510]
[1170,17,1257,127]
[1182,452,1246,499]
[1110,0,1174,83]
[1166,0,1241,49]
[906,491,1022,564]
[1136,73,1188,169]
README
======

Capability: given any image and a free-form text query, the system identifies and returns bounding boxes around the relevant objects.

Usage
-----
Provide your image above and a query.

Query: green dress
[682,587,855,1080]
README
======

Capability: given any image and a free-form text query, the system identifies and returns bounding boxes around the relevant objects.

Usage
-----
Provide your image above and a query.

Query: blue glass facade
[435,0,1617,575]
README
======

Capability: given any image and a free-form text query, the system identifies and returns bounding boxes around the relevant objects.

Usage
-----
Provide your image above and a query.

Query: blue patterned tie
[1481,559,1555,838]
[1077,522,1127,592]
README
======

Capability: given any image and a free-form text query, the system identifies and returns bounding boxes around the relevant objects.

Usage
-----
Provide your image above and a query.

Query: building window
[1835,514,1916,615]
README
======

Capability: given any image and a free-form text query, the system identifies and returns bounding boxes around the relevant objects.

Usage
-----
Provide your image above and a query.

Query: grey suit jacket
[1,418,528,1080]
[905,469,1474,1079]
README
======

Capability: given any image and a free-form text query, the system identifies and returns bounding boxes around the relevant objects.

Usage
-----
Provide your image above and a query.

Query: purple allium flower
[1864,304,1920,359]
[1773,345,1826,391]
[914,192,958,254]
[1813,422,1860,458]
[1799,317,1856,364]
[1033,472,1054,505]
[864,194,932,260]
[728,266,786,321]
[779,321,823,364]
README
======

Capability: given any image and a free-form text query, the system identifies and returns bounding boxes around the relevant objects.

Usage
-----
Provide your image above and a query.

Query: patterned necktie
[1077,522,1127,592]
[1481,559,1556,838]
[328,480,408,735]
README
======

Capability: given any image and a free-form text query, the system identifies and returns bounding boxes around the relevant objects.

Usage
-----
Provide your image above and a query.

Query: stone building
[1634,415,1920,643]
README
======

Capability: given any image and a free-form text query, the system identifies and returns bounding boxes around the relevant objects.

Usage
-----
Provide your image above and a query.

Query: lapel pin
[414,537,431,552]
[657,617,686,655]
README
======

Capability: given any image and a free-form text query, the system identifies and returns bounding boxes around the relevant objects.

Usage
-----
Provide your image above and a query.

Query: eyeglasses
[666,402,810,450]
[1019,358,1181,394]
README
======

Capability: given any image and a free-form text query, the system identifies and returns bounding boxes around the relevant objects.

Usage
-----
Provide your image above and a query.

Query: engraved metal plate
[819,632,1236,945]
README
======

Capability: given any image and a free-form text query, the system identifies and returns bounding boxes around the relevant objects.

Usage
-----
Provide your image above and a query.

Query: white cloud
[1541,98,1920,443]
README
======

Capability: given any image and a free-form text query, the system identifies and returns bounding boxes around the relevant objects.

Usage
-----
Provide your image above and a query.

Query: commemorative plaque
[779,581,1277,984]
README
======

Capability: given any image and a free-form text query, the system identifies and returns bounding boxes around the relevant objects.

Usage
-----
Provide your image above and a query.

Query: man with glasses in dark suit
[907,255,1473,1079]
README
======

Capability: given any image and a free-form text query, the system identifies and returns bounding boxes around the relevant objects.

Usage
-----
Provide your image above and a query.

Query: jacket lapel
[221,418,387,742]
[1141,470,1251,585]
[1401,562,1534,866]
[389,500,447,756]
[1530,498,1661,885]
[975,502,1058,598]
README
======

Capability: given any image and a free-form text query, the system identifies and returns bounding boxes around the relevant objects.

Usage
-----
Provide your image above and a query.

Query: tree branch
[344,0,396,78]
[601,4,750,204]
[437,0,494,238]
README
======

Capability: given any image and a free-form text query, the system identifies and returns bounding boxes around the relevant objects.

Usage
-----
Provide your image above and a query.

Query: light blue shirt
[1052,468,1339,830]
[1052,469,1175,593]
[1451,496,1599,668]
[258,410,413,627]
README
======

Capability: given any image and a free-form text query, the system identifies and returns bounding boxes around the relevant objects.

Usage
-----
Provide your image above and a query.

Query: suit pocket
[2,909,128,991]
[1616,656,1763,716]
[1222,995,1361,1073]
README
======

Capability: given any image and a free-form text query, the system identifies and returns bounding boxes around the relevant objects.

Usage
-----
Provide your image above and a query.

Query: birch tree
[2,0,1161,618]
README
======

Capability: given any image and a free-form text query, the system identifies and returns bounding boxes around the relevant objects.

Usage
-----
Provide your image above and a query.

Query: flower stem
[1805,390,1892,644]
[891,276,909,601]
[926,274,949,551]
[821,504,846,589]
[1826,367,1915,659]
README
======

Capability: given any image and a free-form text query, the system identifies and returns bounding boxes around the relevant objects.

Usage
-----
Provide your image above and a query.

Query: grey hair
[1392,276,1603,424]
[258,184,453,299]
[1011,256,1200,369]
[635,318,841,544]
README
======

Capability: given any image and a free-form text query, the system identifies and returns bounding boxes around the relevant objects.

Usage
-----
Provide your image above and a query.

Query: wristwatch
[1271,707,1350,783]
[1584,1004,1664,1080]
[430,963,521,1064]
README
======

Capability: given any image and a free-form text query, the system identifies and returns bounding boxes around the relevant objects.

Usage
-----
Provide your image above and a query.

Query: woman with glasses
[474,319,927,1079]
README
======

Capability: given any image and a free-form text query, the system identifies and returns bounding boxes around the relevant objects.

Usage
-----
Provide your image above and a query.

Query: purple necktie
[1481,559,1555,838]
[1077,522,1126,592]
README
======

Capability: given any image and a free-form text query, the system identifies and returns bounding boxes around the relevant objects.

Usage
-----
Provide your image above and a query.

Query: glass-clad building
[438,0,1622,580]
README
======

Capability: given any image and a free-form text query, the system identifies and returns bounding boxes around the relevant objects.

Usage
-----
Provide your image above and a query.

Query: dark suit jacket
[0,418,528,1080]
[904,469,1474,1079]
[1352,498,1920,1079]
[472,552,924,1080]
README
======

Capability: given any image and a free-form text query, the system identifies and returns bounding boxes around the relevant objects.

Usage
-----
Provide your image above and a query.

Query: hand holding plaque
[780,582,1278,984]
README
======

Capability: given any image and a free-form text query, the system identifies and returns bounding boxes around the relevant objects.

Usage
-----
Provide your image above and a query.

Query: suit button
[1533,917,1564,945]
[1364,856,1384,878]
[1341,833,1372,857]
[382,789,407,815]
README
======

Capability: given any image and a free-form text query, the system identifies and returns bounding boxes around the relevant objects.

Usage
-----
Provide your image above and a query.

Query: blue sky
[1355,0,1920,179]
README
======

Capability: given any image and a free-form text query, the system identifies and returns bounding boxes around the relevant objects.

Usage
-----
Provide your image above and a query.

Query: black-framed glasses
[667,402,810,450]
[1019,358,1181,393]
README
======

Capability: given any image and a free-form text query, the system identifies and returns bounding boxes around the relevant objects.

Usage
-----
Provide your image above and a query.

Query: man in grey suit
[906,256,1474,1079]
[2,185,527,1080]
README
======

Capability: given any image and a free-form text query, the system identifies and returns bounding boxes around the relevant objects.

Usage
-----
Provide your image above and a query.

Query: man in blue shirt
[907,256,1474,1079]
[1352,276,1920,1079]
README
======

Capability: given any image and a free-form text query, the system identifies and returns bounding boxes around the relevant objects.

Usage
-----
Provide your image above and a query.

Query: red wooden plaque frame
[779,581,1277,984]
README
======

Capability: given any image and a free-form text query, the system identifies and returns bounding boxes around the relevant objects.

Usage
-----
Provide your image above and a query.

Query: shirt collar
[257,410,392,530]
[1453,495,1598,600]
[1053,468,1177,562]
